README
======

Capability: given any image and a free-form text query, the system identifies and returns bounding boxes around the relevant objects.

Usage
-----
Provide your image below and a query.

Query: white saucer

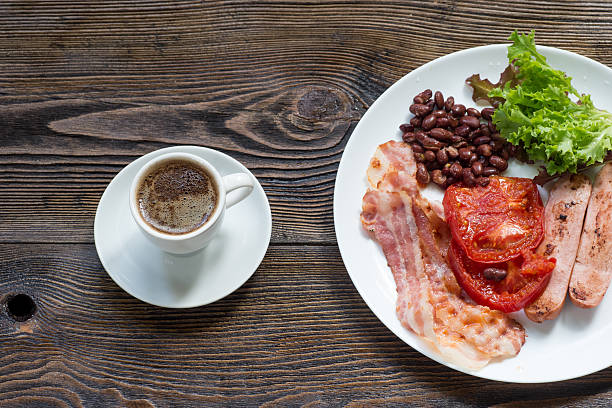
[94,146,272,308]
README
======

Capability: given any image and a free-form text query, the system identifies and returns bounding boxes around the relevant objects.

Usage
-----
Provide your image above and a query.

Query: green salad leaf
[468,30,612,175]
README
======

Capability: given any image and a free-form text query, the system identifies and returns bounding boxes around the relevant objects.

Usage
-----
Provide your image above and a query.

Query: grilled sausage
[525,174,591,322]
[569,163,612,308]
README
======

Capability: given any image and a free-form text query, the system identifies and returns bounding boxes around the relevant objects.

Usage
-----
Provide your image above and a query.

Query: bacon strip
[367,140,418,194]
[362,191,434,339]
[361,142,525,370]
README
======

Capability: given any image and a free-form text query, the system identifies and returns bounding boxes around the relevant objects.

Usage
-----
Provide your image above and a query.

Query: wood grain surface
[1,1,611,406]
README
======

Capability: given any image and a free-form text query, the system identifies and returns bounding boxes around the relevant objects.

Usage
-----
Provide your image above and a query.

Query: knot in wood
[5,293,37,322]
[297,88,345,121]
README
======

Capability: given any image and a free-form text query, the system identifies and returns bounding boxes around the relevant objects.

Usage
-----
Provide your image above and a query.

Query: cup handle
[222,173,254,209]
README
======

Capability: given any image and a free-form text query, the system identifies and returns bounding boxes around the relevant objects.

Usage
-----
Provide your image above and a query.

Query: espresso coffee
[136,159,218,235]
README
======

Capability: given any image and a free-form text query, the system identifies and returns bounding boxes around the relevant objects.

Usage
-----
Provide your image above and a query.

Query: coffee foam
[136,159,217,234]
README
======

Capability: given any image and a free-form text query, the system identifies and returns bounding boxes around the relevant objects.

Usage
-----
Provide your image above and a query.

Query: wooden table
[1,1,611,406]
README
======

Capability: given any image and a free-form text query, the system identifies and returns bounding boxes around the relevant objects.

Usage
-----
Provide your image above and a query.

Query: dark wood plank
[0,89,359,244]
[4,1,612,244]
[2,1,612,406]
[0,244,610,407]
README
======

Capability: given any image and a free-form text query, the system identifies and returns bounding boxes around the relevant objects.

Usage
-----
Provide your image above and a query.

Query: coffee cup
[129,152,254,254]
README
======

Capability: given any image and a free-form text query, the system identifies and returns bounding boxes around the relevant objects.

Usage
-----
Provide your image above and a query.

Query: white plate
[334,44,612,382]
[94,146,271,308]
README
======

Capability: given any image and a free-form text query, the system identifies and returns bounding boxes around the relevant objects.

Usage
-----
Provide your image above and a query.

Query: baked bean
[451,104,466,117]
[473,135,491,145]
[467,107,481,117]
[442,162,452,176]
[455,124,470,137]
[490,155,508,171]
[415,130,427,143]
[444,96,455,112]
[421,114,437,130]
[414,152,425,162]
[410,116,422,127]
[452,140,468,148]
[462,168,477,187]
[431,169,447,186]
[426,161,441,171]
[413,96,425,105]
[436,149,449,165]
[458,147,472,162]
[433,109,447,118]
[471,161,483,176]
[434,91,445,109]
[414,103,432,117]
[402,132,416,143]
[413,89,432,104]
[450,135,464,144]
[477,143,493,157]
[430,128,453,141]
[500,149,510,161]
[422,136,445,151]
[469,129,482,140]
[446,146,459,159]
[424,150,436,162]
[411,143,424,153]
[481,107,495,121]
[436,117,450,128]
[483,267,507,281]
[450,162,463,178]
[460,115,480,129]
[482,166,499,177]
[491,139,505,151]
[477,176,491,187]
[447,116,459,128]
[445,176,458,188]
[507,143,518,157]
[416,163,430,184]
[400,123,414,132]
[488,120,497,134]
[479,124,491,137]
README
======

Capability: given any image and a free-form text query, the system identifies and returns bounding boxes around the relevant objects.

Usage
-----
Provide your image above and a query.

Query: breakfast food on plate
[468,30,612,180]
[360,30,612,369]
[569,163,612,308]
[361,141,525,370]
[400,90,517,189]
[525,174,592,322]
[444,177,556,313]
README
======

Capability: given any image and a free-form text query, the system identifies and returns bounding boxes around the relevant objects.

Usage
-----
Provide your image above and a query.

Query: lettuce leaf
[466,64,518,107]
[468,30,612,175]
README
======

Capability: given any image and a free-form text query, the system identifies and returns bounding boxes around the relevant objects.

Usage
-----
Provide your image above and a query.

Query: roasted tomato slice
[443,176,545,263]
[448,240,555,313]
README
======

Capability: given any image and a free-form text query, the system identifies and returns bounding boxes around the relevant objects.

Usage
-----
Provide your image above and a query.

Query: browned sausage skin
[569,163,612,308]
[525,174,592,322]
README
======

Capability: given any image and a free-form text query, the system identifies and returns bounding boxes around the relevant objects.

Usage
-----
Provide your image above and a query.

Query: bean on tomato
[448,239,555,313]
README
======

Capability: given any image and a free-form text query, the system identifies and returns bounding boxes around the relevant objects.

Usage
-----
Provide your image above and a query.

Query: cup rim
[129,152,226,241]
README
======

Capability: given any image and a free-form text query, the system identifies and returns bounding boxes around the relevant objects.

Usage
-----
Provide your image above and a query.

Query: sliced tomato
[448,240,555,313]
[443,176,545,263]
